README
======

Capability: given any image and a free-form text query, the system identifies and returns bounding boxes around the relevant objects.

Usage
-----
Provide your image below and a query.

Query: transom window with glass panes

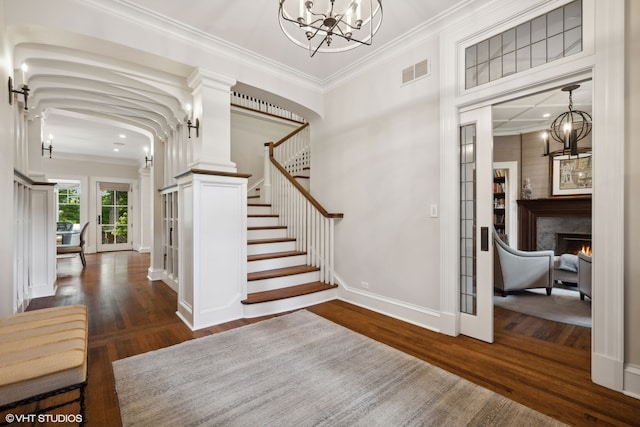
[465,0,582,89]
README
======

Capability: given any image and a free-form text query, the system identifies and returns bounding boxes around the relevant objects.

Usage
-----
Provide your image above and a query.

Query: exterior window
[465,0,582,89]
[58,185,80,225]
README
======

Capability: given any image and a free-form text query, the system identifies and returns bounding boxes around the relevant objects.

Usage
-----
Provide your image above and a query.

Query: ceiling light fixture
[278,0,383,57]
[543,84,592,157]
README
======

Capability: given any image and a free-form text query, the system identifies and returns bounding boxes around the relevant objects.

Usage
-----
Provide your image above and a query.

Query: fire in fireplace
[556,233,592,256]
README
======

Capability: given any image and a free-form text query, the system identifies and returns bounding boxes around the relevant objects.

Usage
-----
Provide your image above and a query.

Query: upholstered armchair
[57,222,89,268]
[493,229,555,296]
[577,252,592,300]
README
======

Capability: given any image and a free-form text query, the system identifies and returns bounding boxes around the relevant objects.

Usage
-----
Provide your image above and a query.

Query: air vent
[402,66,414,84]
[402,59,430,85]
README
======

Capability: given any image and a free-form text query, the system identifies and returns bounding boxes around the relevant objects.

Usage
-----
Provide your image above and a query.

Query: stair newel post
[262,143,272,204]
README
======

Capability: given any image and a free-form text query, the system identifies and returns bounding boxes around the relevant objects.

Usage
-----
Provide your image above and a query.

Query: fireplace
[517,197,592,251]
[556,233,591,256]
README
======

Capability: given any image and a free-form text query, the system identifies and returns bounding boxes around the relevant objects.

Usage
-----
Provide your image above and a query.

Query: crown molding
[80,0,325,92]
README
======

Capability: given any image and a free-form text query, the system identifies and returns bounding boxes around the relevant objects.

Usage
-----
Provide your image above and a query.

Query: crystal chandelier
[543,84,592,157]
[278,0,383,57]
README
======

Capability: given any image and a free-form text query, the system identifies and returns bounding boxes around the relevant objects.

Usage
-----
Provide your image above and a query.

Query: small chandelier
[543,84,592,157]
[278,0,383,57]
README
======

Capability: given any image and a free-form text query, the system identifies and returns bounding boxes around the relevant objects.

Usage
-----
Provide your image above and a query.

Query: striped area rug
[113,310,564,426]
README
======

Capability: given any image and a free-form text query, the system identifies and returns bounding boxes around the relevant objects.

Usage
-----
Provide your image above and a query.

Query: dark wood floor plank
[13,251,639,427]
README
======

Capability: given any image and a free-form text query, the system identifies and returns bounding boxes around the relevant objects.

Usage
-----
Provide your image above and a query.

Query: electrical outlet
[360,281,369,289]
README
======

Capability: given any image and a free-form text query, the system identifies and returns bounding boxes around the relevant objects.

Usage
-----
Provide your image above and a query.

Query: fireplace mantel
[517,197,592,251]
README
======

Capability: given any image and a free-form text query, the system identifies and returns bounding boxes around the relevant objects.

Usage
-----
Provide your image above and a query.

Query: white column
[149,137,165,281]
[137,167,152,253]
[176,170,249,330]
[30,183,56,299]
[187,68,237,173]
[27,117,46,181]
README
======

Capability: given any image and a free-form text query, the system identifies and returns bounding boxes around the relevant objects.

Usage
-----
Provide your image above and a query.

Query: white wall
[312,37,442,324]
[231,110,298,189]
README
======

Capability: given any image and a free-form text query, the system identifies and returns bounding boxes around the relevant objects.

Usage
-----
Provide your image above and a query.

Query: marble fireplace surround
[516,197,592,252]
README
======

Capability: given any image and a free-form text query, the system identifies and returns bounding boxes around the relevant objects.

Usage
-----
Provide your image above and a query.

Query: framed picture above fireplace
[551,152,592,196]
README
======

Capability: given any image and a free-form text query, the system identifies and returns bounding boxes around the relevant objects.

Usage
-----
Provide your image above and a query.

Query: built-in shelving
[161,188,179,290]
[493,169,508,243]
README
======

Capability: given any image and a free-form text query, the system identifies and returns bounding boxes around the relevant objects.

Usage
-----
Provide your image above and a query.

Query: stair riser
[248,271,320,293]
[247,241,296,255]
[242,288,337,318]
[247,255,307,273]
[247,205,272,215]
[247,228,287,240]
[248,217,279,228]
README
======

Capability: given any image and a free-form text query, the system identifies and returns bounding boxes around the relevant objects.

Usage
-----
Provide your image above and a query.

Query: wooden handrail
[273,122,310,148]
[269,143,343,219]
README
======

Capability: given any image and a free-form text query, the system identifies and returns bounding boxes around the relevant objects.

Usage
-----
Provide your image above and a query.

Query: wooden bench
[0,305,88,426]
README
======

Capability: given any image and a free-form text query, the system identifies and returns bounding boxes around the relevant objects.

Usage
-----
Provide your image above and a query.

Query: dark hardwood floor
[10,251,640,426]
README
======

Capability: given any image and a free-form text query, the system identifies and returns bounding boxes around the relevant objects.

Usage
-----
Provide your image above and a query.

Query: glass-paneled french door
[97,182,132,252]
[459,106,494,343]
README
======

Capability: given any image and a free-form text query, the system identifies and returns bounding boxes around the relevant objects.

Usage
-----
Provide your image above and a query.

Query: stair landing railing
[267,123,343,285]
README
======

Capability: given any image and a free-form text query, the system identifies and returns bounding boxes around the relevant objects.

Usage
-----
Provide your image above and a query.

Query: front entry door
[97,182,132,252]
[459,106,494,343]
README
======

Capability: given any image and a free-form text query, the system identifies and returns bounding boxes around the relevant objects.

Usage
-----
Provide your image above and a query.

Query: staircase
[242,202,338,317]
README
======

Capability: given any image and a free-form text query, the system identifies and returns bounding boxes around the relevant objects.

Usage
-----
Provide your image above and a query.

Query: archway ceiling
[17,43,190,165]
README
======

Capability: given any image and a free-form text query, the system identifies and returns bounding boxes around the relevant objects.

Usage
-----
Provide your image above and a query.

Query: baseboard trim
[30,283,57,299]
[147,267,163,282]
[624,363,640,400]
[592,351,624,392]
[337,279,441,333]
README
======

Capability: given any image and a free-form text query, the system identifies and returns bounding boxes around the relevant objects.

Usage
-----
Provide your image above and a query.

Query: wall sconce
[186,117,200,139]
[8,63,30,111]
[41,141,53,158]
[143,146,153,168]
[185,103,200,139]
[8,77,30,110]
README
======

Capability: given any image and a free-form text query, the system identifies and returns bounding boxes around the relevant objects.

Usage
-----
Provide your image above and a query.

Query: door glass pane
[101,189,129,245]
[460,124,477,315]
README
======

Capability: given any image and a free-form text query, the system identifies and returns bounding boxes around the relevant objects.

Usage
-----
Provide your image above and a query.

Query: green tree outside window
[58,187,80,224]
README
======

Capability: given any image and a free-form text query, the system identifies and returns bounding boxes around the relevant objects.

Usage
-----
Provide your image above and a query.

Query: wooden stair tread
[248,251,306,262]
[248,237,296,245]
[248,226,287,231]
[248,265,319,281]
[242,282,337,304]
[248,203,271,207]
[248,214,279,218]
